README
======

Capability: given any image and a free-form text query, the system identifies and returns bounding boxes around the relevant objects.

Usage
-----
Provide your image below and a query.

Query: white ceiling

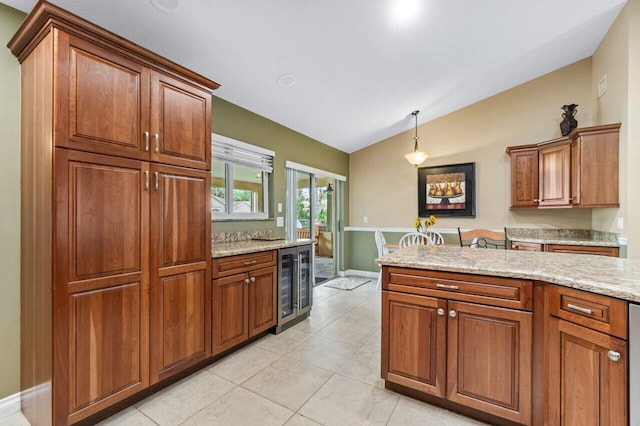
[2,0,627,153]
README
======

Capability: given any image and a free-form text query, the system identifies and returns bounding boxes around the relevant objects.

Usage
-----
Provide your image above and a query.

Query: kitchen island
[377,245,638,426]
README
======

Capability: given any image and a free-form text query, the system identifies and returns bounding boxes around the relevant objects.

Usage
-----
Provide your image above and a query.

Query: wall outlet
[277,202,282,213]
[598,75,607,97]
[277,217,284,227]
[617,217,624,230]
[363,215,368,224]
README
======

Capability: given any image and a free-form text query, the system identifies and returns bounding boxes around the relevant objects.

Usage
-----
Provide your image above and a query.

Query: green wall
[0,3,25,400]
[211,96,350,236]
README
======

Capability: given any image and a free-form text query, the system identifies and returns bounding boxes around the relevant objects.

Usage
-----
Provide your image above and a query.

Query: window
[211,133,274,219]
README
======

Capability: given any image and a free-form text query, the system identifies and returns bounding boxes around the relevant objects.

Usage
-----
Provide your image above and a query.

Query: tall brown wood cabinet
[8,3,218,425]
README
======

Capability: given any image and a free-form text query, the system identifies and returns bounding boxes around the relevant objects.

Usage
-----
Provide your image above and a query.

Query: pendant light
[404,110,429,166]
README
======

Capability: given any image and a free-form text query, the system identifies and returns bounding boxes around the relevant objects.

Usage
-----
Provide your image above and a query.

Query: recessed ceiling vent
[277,74,297,87]
[151,0,183,14]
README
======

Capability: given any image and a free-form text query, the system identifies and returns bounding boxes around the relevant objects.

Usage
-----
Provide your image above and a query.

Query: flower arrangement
[414,215,437,233]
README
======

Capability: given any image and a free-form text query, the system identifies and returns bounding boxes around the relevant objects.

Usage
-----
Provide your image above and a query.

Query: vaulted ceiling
[2,0,627,153]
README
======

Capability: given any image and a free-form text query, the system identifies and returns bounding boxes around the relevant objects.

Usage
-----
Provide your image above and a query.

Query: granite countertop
[377,245,640,303]
[211,239,312,258]
[506,228,620,247]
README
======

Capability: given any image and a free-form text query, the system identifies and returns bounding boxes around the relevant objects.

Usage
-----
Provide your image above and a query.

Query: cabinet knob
[244,278,250,284]
[533,199,540,202]
[449,310,457,318]
[607,350,621,362]
[437,308,445,316]
[250,277,256,283]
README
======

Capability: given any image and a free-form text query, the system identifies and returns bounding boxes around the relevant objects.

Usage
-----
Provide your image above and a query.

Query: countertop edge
[211,239,312,258]
[509,236,619,247]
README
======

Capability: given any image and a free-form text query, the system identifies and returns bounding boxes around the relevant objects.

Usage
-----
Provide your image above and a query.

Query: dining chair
[399,231,438,248]
[458,227,507,249]
[374,230,389,290]
[425,230,444,245]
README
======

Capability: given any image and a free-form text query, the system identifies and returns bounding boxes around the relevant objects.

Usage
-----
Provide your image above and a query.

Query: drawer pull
[436,283,459,290]
[449,310,457,318]
[608,350,621,362]
[567,303,593,315]
[437,308,445,316]
[250,277,256,283]
[244,260,257,266]
[244,278,250,284]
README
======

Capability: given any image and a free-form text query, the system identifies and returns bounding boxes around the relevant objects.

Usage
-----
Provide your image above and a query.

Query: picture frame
[418,162,475,217]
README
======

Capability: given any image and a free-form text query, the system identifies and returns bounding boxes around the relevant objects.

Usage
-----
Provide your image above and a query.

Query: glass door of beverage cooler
[278,247,297,325]
[297,245,312,315]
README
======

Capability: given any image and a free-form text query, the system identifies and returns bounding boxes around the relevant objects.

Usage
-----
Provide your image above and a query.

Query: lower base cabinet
[212,251,278,354]
[382,268,533,425]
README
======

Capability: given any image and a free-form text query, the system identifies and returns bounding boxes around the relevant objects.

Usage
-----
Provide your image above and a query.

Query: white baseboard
[0,391,20,420]
[340,269,378,279]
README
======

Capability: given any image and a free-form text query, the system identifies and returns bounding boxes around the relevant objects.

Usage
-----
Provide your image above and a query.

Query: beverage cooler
[276,244,313,333]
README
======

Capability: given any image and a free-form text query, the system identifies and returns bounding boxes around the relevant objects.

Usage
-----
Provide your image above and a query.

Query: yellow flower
[425,215,437,228]
[413,218,422,231]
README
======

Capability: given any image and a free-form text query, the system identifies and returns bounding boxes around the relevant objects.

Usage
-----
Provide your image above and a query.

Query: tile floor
[2,282,487,426]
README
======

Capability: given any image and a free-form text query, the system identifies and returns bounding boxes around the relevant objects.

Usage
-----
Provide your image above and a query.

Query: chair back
[425,230,444,245]
[458,227,507,249]
[399,232,433,248]
[374,230,389,257]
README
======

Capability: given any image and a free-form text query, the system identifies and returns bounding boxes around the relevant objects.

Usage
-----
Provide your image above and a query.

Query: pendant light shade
[405,110,429,166]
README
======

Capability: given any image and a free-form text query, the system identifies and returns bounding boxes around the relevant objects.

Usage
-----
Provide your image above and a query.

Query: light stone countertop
[506,228,620,247]
[507,236,620,247]
[377,245,640,303]
[212,239,312,258]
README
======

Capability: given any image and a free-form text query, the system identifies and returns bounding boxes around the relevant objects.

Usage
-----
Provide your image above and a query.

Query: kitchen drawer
[548,284,627,339]
[212,250,277,278]
[510,241,543,251]
[545,244,619,257]
[384,267,532,310]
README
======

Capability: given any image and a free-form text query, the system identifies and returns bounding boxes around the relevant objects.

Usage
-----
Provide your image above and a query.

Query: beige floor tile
[387,397,489,425]
[136,370,234,425]
[312,285,342,302]
[318,317,377,346]
[256,328,311,355]
[242,356,332,411]
[284,413,322,425]
[182,387,294,426]
[337,346,384,388]
[289,312,336,334]
[286,335,358,372]
[299,374,398,425]
[207,345,281,384]
[0,412,31,426]
[98,407,157,425]
[341,302,381,326]
[362,327,381,352]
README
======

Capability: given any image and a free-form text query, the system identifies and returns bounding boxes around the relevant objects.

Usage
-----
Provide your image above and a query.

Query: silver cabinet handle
[144,171,149,190]
[250,277,256,283]
[244,278,250,284]
[154,133,159,153]
[244,260,257,266]
[608,350,621,362]
[154,172,159,190]
[436,283,458,290]
[437,308,445,316]
[567,303,593,315]
[144,131,150,151]
[449,310,457,318]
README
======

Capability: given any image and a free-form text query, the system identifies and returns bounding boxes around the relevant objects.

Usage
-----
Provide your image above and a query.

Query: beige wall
[626,0,640,259]
[0,4,25,400]
[350,58,594,233]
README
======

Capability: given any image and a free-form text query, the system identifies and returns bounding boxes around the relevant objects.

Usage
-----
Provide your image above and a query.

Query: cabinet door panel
[56,33,149,159]
[539,143,570,207]
[153,165,210,268]
[510,149,539,207]
[549,318,627,426]
[382,291,446,397]
[152,270,208,379]
[447,301,532,424]
[68,282,149,423]
[150,71,211,170]
[213,273,248,354]
[249,266,277,337]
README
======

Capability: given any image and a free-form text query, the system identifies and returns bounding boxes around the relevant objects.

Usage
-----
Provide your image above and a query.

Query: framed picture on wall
[418,162,476,217]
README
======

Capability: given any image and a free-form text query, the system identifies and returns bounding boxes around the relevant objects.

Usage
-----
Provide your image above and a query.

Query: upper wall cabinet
[506,124,620,209]
[13,15,215,171]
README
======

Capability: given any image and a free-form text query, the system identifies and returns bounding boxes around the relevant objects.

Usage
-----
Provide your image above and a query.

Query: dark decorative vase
[560,104,578,136]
